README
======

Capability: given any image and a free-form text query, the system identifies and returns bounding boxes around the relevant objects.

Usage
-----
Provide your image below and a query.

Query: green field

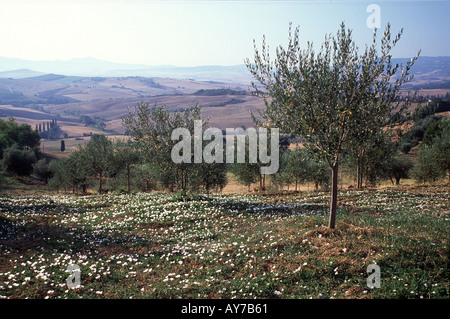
[0,186,448,299]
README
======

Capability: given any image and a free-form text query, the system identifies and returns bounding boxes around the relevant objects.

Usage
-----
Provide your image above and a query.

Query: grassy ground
[0,183,448,299]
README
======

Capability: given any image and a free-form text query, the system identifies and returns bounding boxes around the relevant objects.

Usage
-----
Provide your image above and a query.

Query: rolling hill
[0,72,265,136]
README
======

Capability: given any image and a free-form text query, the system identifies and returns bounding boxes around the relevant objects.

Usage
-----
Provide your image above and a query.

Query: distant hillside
[0,69,45,79]
[0,76,81,107]
[192,88,247,96]
[393,56,450,87]
[0,72,265,134]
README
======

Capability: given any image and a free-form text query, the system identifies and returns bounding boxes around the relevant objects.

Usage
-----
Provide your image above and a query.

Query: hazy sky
[0,0,448,66]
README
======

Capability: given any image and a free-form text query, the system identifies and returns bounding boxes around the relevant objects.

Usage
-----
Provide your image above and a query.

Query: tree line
[1,98,447,198]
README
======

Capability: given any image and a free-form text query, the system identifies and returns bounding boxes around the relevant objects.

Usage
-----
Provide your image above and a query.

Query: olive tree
[412,117,449,183]
[122,102,228,193]
[245,22,419,229]
[83,134,115,193]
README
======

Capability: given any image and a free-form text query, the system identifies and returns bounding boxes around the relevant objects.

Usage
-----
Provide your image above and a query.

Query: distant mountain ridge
[0,57,251,84]
[1,56,450,86]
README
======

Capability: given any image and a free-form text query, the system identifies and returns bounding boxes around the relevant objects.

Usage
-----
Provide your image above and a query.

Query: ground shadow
[0,202,159,256]
[207,195,328,217]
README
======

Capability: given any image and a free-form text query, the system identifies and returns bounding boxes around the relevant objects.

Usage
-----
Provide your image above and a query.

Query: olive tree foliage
[112,140,141,193]
[83,134,115,194]
[33,158,53,184]
[47,135,114,194]
[342,129,408,187]
[385,154,414,186]
[48,147,91,193]
[412,116,449,183]
[272,147,330,192]
[1,145,37,176]
[122,102,199,191]
[245,22,419,229]
[0,118,41,179]
[230,141,262,191]
[122,102,228,192]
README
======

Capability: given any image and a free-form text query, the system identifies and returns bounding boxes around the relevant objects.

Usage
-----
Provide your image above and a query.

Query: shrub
[412,117,449,183]
[172,190,189,202]
[399,143,412,154]
[33,159,53,183]
[1,145,37,176]
[386,155,414,185]
[116,187,129,195]
[409,125,425,140]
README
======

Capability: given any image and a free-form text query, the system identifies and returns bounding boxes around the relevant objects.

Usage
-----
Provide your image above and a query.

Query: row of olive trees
[47,135,141,193]
[247,134,416,194]
[122,102,228,194]
[35,105,448,195]
[271,148,330,192]
[45,104,229,194]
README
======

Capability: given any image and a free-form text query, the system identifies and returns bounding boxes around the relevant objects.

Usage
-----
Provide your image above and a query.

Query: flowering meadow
[0,186,448,299]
